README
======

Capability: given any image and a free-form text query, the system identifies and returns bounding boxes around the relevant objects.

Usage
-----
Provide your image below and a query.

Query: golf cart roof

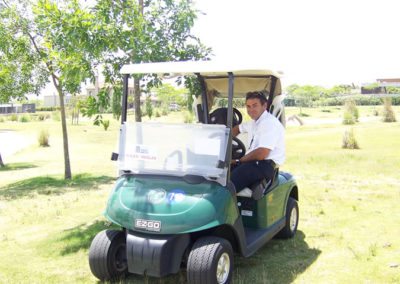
[120,60,282,78]
[120,61,283,98]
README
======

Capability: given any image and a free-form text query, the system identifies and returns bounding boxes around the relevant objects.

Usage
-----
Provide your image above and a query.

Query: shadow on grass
[56,220,120,256]
[0,173,115,200]
[0,162,37,171]
[56,224,319,283]
[102,230,320,284]
[234,230,321,283]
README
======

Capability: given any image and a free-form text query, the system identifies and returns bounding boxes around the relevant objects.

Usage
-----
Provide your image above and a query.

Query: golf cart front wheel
[187,237,233,284]
[277,197,299,238]
[88,229,127,281]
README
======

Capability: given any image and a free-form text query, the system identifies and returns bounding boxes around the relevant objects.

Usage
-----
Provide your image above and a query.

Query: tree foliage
[152,83,187,107]
[0,0,98,179]
[0,1,48,103]
[81,0,211,122]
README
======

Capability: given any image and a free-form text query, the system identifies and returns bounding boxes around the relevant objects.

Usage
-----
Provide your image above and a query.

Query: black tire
[187,237,233,284]
[88,229,128,281]
[277,197,299,238]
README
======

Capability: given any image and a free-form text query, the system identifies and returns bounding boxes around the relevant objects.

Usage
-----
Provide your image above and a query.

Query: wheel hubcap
[216,252,230,283]
[290,207,298,232]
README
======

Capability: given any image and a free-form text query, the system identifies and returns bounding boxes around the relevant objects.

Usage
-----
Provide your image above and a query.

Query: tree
[286,84,326,114]
[329,84,352,96]
[84,0,211,122]
[0,153,4,168]
[153,83,186,108]
[0,0,98,179]
[0,1,45,166]
[0,2,48,103]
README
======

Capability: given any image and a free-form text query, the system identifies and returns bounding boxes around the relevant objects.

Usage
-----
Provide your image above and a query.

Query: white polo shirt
[239,111,285,166]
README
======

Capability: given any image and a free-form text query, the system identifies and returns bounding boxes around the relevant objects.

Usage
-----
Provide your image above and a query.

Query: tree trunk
[134,0,144,123]
[134,77,141,122]
[0,152,4,167]
[58,89,72,179]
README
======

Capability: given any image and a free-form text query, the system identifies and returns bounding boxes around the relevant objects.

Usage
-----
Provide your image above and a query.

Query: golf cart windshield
[118,122,229,186]
[117,61,285,185]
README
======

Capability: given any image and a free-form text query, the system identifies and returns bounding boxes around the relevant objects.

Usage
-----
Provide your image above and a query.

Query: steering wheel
[209,107,245,160]
[232,137,246,160]
[209,107,243,127]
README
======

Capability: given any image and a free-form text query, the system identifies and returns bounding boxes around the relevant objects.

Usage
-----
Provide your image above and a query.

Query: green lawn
[0,106,399,283]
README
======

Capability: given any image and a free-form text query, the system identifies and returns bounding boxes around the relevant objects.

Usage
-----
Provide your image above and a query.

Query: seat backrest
[269,95,286,126]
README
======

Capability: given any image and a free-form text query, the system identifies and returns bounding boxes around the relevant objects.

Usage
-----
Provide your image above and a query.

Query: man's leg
[231,160,276,195]
[231,161,266,192]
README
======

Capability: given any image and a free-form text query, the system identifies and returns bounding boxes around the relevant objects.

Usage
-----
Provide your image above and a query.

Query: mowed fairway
[0,106,399,283]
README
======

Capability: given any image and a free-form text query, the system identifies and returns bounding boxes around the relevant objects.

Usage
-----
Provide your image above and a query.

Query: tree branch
[26,32,59,82]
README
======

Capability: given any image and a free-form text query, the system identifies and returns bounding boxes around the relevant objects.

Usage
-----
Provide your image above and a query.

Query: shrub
[10,114,18,121]
[19,115,30,123]
[183,111,194,123]
[382,97,396,122]
[161,107,169,116]
[36,106,59,111]
[145,96,153,119]
[155,109,161,118]
[102,119,110,131]
[38,114,46,121]
[52,111,60,121]
[0,117,4,123]
[342,128,360,149]
[38,129,50,147]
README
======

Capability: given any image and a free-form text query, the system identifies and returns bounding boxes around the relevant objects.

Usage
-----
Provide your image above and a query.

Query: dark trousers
[231,160,276,192]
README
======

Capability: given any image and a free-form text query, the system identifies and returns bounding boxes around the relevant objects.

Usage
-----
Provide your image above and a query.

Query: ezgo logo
[135,219,161,232]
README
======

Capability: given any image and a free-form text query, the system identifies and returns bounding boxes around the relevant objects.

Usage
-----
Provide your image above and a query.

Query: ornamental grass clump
[342,99,359,125]
[382,97,396,122]
[38,129,50,147]
[342,128,360,149]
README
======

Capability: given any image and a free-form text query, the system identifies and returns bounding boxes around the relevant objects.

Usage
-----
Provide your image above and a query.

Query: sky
[192,0,400,87]
[38,0,400,97]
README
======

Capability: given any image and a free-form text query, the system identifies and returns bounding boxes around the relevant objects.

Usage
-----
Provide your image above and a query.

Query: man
[231,91,285,199]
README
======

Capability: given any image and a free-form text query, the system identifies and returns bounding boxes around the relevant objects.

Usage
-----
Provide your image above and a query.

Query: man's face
[246,97,267,120]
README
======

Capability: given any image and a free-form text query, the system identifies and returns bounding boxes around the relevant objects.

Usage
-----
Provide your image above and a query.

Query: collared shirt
[239,110,285,165]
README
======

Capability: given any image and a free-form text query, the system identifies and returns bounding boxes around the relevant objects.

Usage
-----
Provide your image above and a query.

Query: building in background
[361,78,400,95]
[0,103,36,114]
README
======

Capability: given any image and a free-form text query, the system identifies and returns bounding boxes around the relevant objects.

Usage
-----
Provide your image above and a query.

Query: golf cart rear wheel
[187,237,233,284]
[277,197,299,238]
[88,229,127,281]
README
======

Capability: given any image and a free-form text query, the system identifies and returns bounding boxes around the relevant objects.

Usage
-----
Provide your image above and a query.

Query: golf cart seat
[269,94,286,126]
[237,167,279,199]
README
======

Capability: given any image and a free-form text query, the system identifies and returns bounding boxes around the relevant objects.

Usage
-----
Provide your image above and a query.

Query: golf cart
[88,61,299,283]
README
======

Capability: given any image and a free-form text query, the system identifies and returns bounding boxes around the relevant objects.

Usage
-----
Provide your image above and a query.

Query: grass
[0,106,400,283]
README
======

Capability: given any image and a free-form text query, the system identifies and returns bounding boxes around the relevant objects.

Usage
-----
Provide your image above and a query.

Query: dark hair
[245,91,268,105]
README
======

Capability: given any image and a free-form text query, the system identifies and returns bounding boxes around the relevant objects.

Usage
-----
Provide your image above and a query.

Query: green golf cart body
[89,61,299,283]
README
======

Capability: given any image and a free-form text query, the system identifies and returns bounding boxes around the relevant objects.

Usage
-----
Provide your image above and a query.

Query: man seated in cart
[230,91,285,200]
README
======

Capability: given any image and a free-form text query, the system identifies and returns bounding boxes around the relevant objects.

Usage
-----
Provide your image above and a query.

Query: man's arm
[232,147,270,164]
